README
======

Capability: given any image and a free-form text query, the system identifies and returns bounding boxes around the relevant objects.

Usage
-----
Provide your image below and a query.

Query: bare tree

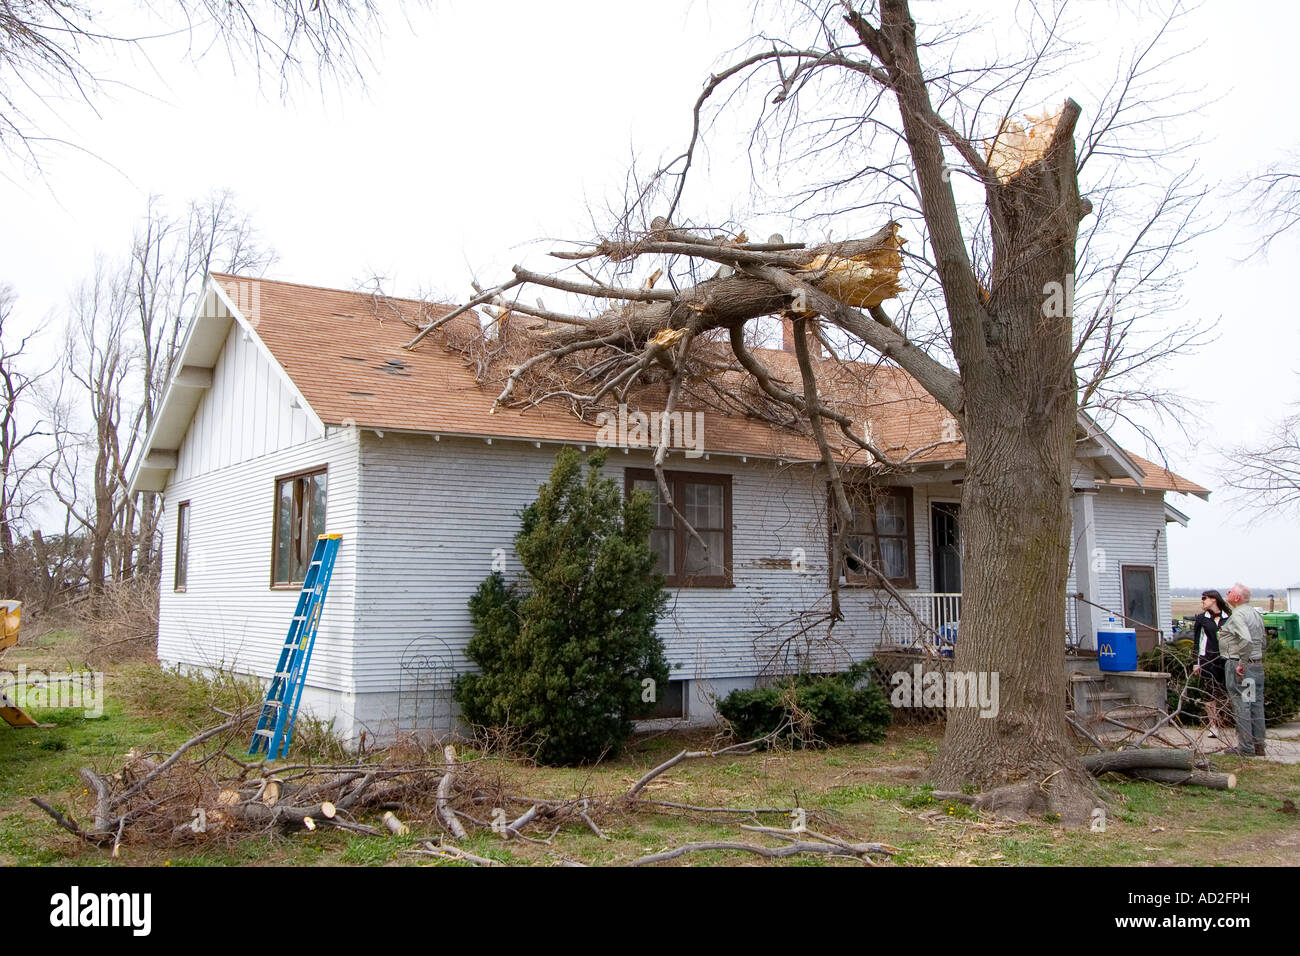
[413,1,1206,823]
[0,284,53,596]
[1245,147,1300,254]
[0,0,384,168]
[1220,407,1300,515]
[49,261,137,595]
[126,191,275,576]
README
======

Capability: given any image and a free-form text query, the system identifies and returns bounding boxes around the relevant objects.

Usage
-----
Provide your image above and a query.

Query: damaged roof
[128,272,1210,499]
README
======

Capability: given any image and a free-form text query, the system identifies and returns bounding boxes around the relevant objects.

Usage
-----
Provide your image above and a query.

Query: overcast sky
[2,1,1297,589]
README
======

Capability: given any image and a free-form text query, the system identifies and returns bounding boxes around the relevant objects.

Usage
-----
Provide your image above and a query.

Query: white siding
[158,431,360,694]
[1092,486,1172,635]
[156,313,363,729]
[351,434,950,693]
[172,322,318,483]
[153,346,1177,741]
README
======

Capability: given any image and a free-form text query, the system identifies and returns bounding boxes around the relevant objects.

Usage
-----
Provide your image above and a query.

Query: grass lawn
[3,627,1298,866]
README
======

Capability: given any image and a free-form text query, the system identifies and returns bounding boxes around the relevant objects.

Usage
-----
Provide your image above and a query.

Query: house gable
[172,317,324,484]
[130,279,325,493]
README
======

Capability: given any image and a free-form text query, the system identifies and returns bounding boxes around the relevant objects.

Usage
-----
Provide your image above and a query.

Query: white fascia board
[126,284,227,496]
[1075,411,1145,484]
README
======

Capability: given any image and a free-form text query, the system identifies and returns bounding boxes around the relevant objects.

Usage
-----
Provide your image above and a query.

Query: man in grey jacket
[1218,583,1266,756]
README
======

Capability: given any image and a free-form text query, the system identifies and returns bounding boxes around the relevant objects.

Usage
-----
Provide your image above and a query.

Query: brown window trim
[829,484,916,590]
[1121,563,1160,649]
[625,468,733,588]
[174,500,190,593]
[271,465,328,590]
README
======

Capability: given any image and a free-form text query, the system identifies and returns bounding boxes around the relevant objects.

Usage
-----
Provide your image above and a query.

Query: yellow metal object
[1,600,19,651]
[1,700,39,727]
[1,599,39,726]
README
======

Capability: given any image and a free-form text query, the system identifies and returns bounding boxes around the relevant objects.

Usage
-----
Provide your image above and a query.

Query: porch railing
[879,592,962,651]
[882,591,1088,651]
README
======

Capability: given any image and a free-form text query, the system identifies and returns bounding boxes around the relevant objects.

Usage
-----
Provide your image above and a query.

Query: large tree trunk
[927,99,1097,823]
[930,378,1089,820]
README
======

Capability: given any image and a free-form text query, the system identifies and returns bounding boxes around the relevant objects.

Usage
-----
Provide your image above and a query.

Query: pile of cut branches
[32,713,898,866]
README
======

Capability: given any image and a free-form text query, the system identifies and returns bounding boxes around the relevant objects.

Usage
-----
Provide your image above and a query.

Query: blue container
[1097,620,1137,672]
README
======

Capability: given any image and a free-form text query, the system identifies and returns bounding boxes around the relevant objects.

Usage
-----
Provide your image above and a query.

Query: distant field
[1171,596,1284,621]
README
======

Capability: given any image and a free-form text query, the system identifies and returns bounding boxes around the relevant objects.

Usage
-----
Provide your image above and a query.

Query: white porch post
[1070,489,1103,651]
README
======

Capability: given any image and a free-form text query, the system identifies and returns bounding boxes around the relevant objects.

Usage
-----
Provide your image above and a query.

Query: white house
[127,274,1210,741]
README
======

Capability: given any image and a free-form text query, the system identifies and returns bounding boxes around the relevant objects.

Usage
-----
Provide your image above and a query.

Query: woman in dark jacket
[1192,589,1231,737]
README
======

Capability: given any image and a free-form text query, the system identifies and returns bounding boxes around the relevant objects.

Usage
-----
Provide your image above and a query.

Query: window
[174,501,190,591]
[272,468,327,587]
[625,469,732,587]
[833,485,915,588]
[645,679,687,720]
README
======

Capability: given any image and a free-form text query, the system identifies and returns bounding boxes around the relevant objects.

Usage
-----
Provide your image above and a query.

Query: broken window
[626,469,732,588]
[273,468,327,587]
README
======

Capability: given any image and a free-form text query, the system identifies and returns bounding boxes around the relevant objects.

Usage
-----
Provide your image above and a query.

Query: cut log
[1129,769,1236,791]
[1082,749,1196,775]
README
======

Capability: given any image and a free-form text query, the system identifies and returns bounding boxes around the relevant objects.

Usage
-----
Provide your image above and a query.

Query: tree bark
[925,95,1095,822]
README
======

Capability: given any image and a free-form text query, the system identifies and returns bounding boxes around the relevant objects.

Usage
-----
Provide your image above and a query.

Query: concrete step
[1099,704,1164,730]
[1075,689,1135,720]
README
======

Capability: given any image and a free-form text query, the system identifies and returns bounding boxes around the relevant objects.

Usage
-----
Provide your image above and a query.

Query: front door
[931,503,962,593]
[930,503,962,632]
[1121,564,1159,653]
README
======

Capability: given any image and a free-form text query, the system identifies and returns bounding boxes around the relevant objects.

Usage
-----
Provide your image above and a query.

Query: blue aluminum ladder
[249,534,342,759]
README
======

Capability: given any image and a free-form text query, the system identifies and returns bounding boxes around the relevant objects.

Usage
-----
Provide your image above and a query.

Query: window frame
[625,468,733,588]
[1121,563,1160,650]
[830,484,916,590]
[270,466,328,590]
[174,500,191,592]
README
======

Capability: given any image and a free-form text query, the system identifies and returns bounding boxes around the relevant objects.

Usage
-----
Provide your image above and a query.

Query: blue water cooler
[1097,616,1137,671]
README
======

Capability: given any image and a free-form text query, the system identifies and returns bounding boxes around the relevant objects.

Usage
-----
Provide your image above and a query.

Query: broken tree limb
[625,731,779,800]
[1065,710,1109,752]
[403,276,524,349]
[630,839,887,866]
[412,840,498,867]
[437,745,469,841]
[30,797,109,846]
[78,767,115,835]
[110,714,250,811]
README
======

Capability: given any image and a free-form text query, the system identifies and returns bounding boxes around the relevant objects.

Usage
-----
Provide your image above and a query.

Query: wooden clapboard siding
[350,433,945,692]
[172,321,317,483]
[157,322,361,693]
[1092,486,1172,634]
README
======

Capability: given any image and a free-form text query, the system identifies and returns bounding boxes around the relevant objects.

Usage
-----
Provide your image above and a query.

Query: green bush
[1264,638,1300,726]
[1141,637,1300,727]
[453,448,669,765]
[715,662,892,747]
[1138,641,1209,723]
